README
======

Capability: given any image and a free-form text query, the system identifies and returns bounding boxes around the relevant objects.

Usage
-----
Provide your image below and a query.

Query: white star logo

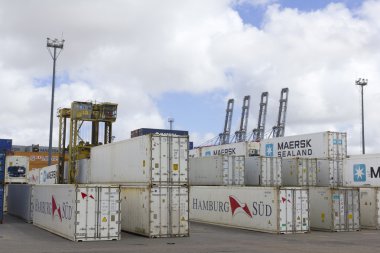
[355,167,364,179]
[266,145,273,156]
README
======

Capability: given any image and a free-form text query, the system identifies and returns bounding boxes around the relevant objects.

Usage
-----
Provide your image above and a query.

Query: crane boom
[272,88,289,138]
[219,99,234,145]
[252,92,269,141]
[234,95,251,142]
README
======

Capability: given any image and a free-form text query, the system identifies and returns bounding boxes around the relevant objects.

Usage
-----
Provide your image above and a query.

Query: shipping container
[260,131,347,159]
[244,157,282,186]
[63,159,91,184]
[196,142,260,158]
[316,159,343,187]
[343,154,380,187]
[3,184,8,212]
[5,156,29,183]
[33,184,121,241]
[359,188,380,229]
[190,186,309,234]
[0,139,12,152]
[90,134,188,185]
[120,185,189,238]
[7,184,33,223]
[39,165,58,184]
[0,152,5,183]
[189,156,244,186]
[12,151,60,171]
[28,169,40,184]
[131,128,189,138]
[281,158,317,186]
[309,187,360,231]
[0,184,3,223]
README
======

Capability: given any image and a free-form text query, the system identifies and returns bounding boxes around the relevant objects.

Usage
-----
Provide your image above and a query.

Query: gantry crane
[272,88,289,138]
[233,96,250,142]
[218,99,234,145]
[57,101,118,184]
[251,92,269,141]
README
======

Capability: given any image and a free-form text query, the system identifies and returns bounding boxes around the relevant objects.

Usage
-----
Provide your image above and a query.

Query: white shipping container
[244,157,282,186]
[281,158,317,187]
[5,156,29,183]
[260,131,347,159]
[28,169,40,184]
[359,188,380,229]
[90,134,188,185]
[7,184,33,223]
[39,165,58,184]
[190,186,309,234]
[120,185,189,238]
[343,154,380,187]
[316,159,343,187]
[309,187,360,231]
[63,159,91,184]
[33,184,121,241]
[189,156,245,186]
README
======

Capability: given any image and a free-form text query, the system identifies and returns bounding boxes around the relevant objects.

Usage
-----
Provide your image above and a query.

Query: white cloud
[0,0,380,154]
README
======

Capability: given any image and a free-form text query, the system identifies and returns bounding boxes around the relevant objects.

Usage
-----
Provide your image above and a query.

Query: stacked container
[90,134,189,238]
[0,138,12,223]
[342,154,380,230]
[257,131,359,232]
[189,142,310,234]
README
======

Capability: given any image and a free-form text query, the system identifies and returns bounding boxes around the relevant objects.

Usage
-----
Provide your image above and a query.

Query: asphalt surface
[1,214,380,253]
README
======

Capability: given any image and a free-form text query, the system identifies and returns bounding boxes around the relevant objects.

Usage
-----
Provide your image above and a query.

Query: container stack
[256,131,360,232]
[189,153,310,234]
[90,134,190,238]
[0,139,12,223]
[343,154,380,229]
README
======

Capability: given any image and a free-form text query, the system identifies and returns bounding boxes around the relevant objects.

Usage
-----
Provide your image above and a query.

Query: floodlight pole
[168,118,174,130]
[47,38,64,165]
[355,78,368,155]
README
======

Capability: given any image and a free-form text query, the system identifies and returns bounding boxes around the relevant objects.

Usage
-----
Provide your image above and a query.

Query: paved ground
[1,214,380,253]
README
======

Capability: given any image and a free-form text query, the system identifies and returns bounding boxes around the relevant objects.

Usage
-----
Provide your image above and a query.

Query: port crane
[272,88,289,138]
[251,92,269,141]
[218,99,234,145]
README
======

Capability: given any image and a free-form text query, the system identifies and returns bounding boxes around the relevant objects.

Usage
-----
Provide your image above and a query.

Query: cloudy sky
[0,0,378,155]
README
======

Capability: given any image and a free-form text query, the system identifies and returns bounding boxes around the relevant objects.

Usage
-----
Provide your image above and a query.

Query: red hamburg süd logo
[229,196,252,218]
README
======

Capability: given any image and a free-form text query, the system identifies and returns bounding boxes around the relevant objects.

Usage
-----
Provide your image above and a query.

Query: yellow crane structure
[57,101,118,184]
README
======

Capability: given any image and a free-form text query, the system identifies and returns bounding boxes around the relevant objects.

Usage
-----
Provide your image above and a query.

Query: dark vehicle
[7,166,26,177]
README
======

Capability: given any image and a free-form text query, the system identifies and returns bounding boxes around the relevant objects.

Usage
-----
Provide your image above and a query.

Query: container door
[234,156,245,186]
[222,156,231,185]
[297,159,306,186]
[328,132,347,159]
[169,136,188,184]
[97,186,121,239]
[279,189,294,233]
[76,186,97,240]
[352,189,360,231]
[151,135,169,183]
[150,186,169,236]
[308,159,317,186]
[150,186,189,237]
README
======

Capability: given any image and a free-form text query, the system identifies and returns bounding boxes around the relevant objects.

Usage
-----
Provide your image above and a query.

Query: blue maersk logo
[353,164,366,182]
[265,144,274,157]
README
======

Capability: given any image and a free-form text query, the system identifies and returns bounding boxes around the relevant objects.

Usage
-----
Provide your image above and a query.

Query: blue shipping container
[0,184,4,223]
[0,139,12,153]
[131,128,189,138]
[0,152,5,183]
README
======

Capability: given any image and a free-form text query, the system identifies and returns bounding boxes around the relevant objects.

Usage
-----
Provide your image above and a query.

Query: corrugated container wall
[0,184,3,223]
[244,157,282,186]
[309,187,360,231]
[316,159,343,187]
[33,184,121,241]
[359,188,380,229]
[0,139,12,152]
[189,156,245,186]
[0,152,5,183]
[343,154,380,187]
[90,134,188,185]
[190,186,310,234]
[281,158,317,186]
[260,131,347,159]
[7,184,33,223]
[120,185,189,238]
